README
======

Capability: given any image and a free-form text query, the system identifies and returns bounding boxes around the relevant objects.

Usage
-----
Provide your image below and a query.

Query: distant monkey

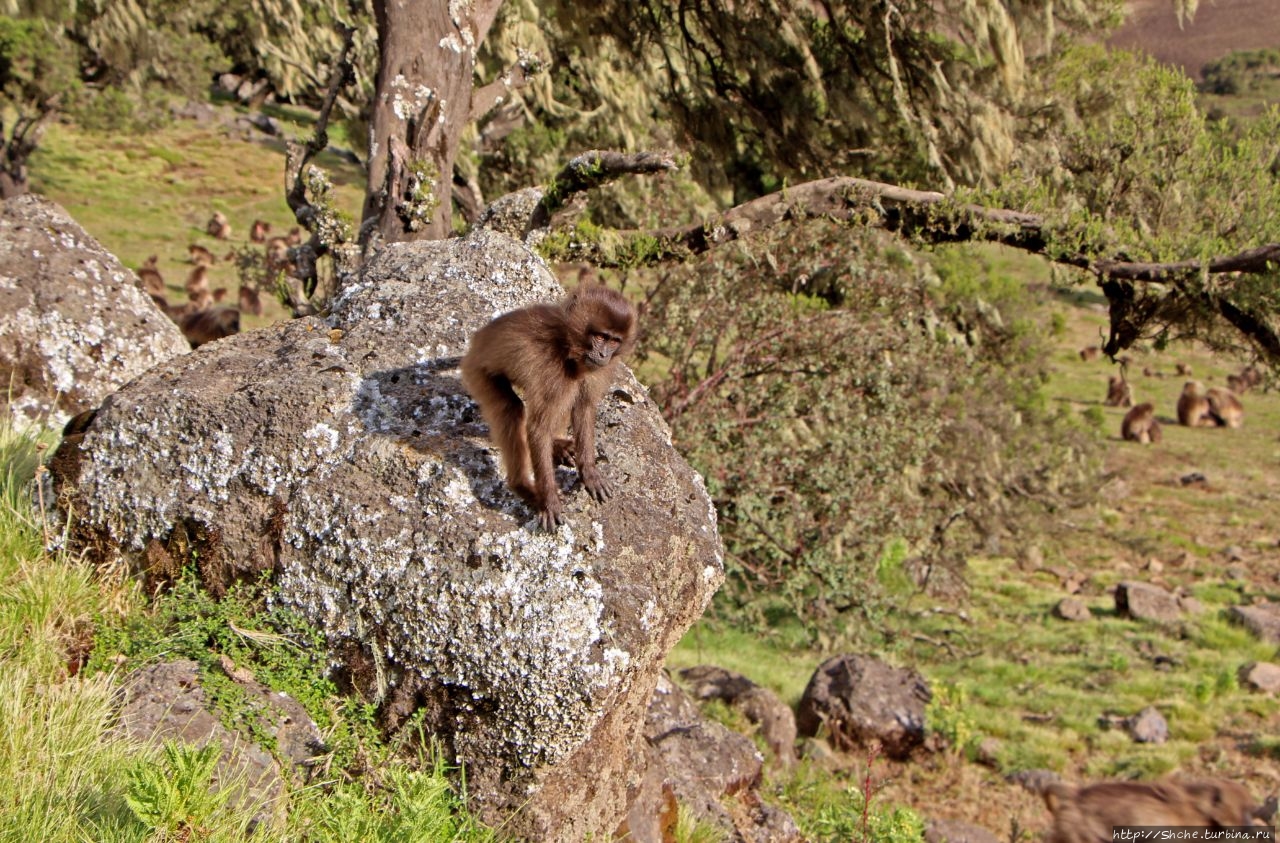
[1043,778,1259,843]
[185,265,211,298]
[461,285,637,530]
[1121,403,1161,444]
[1206,387,1244,428]
[250,219,271,243]
[264,237,293,275]
[239,283,264,316]
[1103,375,1132,408]
[1175,362,1192,376]
[206,211,232,240]
[178,306,240,348]
[1177,381,1215,427]
[285,226,304,246]
[136,255,165,298]
[1228,365,1262,394]
[188,243,216,266]
[1078,346,1100,362]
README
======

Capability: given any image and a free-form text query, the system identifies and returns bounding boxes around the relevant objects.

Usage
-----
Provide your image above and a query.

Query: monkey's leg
[571,386,613,502]
[526,408,566,530]
[467,374,535,497]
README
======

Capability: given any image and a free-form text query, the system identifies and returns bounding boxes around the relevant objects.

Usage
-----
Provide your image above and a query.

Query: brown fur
[206,211,232,240]
[1104,375,1133,408]
[1121,403,1161,444]
[239,283,264,316]
[136,255,166,298]
[1177,381,1215,427]
[1228,365,1262,395]
[461,285,637,530]
[188,243,216,266]
[1043,778,1259,843]
[1079,346,1100,362]
[265,237,293,275]
[1175,362,1192,376]
[250,219,271,243]
[178,306,240,348]
[1206,387,1244,428]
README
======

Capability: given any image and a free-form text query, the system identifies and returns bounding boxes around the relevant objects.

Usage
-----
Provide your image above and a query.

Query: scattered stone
[1228,603,1280,644]
[1180,472,1208,487]
[0,195,189,431]
[1021,544,1044,569]
[1226,564,1248,581]
[925,818,1002,843]
[1145,558,1164,574]
[1115,581,1183,622]
[1176,594,1203,615]
[1126,706,1168,744]
[1238,662,1280,695]
[973,737,1002,768]
[795,654,931,760]
[1053,597,1092,622]
[173,100,217,124]
[117,659,324,828]
[625,674,800,843]
[1007,768,1061,794]
[1226,545,1246,562]
[678,665,798,767]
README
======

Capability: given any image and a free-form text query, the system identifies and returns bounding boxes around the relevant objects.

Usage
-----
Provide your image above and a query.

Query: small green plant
[926,683,979,757]
[125,740,237,838]
[671,804,727,843]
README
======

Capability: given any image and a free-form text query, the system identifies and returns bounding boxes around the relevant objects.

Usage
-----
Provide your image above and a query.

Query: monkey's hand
[537,496,564,531]
[579,464,614,502]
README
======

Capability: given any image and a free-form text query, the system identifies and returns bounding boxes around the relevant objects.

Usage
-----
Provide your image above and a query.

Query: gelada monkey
[461,285,637,530]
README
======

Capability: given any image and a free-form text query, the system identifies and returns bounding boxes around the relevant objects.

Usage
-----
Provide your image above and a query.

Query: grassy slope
[671,270,1280,835]
[23,100,1280,838]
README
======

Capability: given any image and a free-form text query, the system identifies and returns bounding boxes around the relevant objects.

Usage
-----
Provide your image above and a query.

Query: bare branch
[286,24,357,223]
[527,150,680,232]
[470,51,539,124]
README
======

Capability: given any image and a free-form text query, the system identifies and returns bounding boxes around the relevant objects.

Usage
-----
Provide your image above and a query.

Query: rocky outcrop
[0,194,189,431]
[620,674,800,843]
[678,664,798,767]
[796,653,932,760]
[47,228,723,841]
[117,659,324,824]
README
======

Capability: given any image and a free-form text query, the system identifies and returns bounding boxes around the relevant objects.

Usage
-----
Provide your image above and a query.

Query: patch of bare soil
[1109,0,1280,79]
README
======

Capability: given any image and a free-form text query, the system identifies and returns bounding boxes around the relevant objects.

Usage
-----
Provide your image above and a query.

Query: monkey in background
[1042,778,1259,843]
[461,285,637,531]
[206,211,232,240]
[1104,374,1133,408]
[1206,386,1244,428]
[1177,381,1215,427]
[1121,403,1161,444]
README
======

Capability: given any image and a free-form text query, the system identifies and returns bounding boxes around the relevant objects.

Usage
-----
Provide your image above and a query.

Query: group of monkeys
[1099,363,1258,445]
[135,212,299,348]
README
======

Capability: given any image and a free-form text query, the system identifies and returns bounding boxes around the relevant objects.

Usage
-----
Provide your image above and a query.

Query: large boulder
[0,194,189,430]
[47,228,723,840]
[796,653,932,759]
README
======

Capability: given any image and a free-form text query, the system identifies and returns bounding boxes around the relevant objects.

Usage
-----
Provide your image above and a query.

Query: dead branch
[526,150,680,233]
[470,51,539,124]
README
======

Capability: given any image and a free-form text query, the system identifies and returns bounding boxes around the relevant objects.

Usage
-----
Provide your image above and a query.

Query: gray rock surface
[117,659,324,824]
[795,653,932,759]
[1115,581,1182,622]
[1229,603,1280,643]
[0,194,189,430]
[49,228,724,840]
[679,664,798,767]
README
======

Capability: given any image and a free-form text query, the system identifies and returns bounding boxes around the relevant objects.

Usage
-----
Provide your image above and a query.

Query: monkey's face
[585,330,625,369]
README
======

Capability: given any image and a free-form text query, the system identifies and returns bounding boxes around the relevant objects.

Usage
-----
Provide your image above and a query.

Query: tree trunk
[363,0,503,244]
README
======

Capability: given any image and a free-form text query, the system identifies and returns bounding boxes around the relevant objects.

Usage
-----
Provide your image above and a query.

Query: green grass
[0,419,493,842]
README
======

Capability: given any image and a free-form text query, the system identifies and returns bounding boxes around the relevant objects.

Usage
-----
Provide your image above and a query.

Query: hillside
[1110,0,1280,79]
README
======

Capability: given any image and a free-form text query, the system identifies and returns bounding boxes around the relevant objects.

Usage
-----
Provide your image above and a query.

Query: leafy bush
[636,221,1100,632]
[1200,48,1280,96]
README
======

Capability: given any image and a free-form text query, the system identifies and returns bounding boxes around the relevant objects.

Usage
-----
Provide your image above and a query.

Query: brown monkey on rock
[461,285,637,530]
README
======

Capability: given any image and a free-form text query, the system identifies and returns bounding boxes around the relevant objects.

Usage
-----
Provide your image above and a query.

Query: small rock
[973,737,1002,768]
[1228,603,1280,643]
[1007,768,1060,794]
[1115,581,1183,622]
[679,665,798,767]
[1053,597,1092,622]
[1126,706,1168,744]
[1180,472,1208,487]
[1238,662,1280,694]
[1176,594,1203,615]
[1225,545,1246,562]
[1145,558,1164,574]
[796,653,931,760]
[1226,564,1248,581]
[925,818,1002,843]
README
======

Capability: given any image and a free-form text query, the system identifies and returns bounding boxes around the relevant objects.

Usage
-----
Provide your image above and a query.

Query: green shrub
[637,221,1100,632]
